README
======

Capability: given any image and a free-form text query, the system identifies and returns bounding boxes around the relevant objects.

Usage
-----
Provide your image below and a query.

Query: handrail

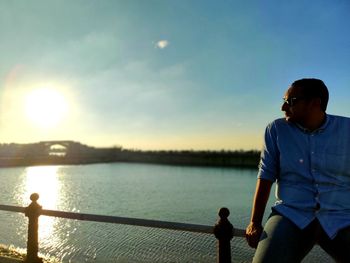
[41,209,246,237]
[0,204,25,213]
[42,209,214,234]
[0,193,246,262]
[0,204,245,236]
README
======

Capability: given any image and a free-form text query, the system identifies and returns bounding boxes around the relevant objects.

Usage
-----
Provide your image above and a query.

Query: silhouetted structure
[214,208,235,263]
[0,141,259,168]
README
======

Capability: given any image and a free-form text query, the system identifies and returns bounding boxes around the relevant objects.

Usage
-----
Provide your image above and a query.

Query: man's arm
[245,178,273,248]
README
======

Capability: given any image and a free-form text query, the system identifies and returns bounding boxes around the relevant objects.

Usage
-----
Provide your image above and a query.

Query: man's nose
[281,102,289,111]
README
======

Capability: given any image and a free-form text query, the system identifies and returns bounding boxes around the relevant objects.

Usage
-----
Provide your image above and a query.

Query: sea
[0,162,331,262]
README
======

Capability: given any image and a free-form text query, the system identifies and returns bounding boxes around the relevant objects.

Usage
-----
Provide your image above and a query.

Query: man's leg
[318,225,350,263]
[253,212,315,263]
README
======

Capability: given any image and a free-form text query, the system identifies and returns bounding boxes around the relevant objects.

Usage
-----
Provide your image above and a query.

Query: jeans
[253,210,350,263]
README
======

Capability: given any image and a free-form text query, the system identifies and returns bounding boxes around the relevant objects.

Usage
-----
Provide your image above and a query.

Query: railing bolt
[24,193,43,263]
[214,207,234,263]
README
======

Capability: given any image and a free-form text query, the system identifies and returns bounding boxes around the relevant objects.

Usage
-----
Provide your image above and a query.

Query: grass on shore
[0,245,60,263]
[0,245,24,262]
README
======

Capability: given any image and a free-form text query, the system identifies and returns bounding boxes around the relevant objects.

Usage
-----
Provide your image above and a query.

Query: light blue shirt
[258,114,350,239]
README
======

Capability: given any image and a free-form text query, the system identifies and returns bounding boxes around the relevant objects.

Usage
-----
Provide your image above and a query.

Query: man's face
[281,86,311,124]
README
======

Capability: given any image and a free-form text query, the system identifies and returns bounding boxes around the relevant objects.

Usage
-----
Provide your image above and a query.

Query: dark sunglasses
[282,97,305,107]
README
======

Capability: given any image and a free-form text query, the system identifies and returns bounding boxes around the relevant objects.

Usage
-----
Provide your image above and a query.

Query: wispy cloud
[156,40,169,49]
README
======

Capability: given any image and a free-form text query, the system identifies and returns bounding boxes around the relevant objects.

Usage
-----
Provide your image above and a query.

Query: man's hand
[246,222,263,248]
[246,179,272,248]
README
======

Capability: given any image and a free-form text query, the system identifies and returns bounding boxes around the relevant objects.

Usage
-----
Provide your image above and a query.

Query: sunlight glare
[23,166,62,241]
[25,87,68,129]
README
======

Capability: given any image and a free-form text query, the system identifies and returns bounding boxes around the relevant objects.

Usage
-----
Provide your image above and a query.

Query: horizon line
[0,140,260,152]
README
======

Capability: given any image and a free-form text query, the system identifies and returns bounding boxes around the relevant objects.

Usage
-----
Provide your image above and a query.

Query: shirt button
[315,203,320,212]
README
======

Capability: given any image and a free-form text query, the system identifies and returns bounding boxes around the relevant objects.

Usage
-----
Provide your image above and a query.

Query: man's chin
[285,116,293,122]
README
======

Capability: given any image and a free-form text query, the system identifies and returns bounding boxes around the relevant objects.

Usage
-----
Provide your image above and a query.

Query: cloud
[156,40,169,49]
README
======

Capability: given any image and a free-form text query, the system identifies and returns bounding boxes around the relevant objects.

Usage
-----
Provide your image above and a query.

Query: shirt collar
[295,114,329,134]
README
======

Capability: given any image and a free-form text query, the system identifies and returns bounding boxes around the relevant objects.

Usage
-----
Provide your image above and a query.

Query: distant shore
[0,141,260,168]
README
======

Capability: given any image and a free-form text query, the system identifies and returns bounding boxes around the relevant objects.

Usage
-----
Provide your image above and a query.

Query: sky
[1,0,349,151]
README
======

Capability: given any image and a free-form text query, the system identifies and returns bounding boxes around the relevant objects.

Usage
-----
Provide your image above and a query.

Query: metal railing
[0,193,246,263]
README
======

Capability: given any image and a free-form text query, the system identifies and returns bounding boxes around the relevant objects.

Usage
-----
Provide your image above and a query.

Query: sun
[25,87,69,129]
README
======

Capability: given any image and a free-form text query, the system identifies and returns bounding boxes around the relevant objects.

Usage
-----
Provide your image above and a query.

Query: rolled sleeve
[258,121,279,182]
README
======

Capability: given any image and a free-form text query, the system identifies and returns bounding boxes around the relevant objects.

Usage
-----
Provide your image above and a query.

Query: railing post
[214,207,234,263]
[24,193,43,263]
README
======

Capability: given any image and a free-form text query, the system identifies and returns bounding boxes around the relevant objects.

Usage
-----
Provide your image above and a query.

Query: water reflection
[19,166,62,242]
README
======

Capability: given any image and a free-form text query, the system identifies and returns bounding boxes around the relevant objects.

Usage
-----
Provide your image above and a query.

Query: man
[246,78,350,262]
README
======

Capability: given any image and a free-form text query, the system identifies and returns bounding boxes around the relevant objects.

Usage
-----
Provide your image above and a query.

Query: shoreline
[0,156,259,169]
[0,142,260,169]
[0,244,60,263]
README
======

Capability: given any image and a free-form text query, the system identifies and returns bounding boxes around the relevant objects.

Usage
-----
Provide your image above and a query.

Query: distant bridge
[38,140,92,156]
[0,141,113,166]
[39,140,76,148]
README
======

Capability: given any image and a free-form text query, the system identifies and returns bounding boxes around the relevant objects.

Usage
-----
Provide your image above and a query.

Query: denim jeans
[253,210,350,263]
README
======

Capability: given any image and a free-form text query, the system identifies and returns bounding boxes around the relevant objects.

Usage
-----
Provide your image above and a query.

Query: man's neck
[299,112,326,132]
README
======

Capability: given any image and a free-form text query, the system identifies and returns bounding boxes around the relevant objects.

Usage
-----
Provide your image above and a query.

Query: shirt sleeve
[258,121,279,182]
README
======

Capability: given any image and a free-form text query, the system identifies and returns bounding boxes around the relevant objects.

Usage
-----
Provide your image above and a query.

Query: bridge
[0,141,103,166]
[38,140,90,156]
[39,140,76,149]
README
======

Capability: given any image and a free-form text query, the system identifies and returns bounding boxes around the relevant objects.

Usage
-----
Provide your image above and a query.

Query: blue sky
[1,0,349,150]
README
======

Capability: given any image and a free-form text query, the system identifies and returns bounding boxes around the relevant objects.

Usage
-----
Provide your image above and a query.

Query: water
[0,163,330,262]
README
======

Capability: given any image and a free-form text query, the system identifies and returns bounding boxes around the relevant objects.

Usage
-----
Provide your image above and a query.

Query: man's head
[290,78,329,112]
[282,78,329,128]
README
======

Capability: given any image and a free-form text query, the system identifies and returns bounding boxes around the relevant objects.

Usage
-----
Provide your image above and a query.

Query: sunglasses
[282,97,306,107]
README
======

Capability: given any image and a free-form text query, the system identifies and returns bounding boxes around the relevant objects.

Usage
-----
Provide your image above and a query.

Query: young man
[246,79,350,262]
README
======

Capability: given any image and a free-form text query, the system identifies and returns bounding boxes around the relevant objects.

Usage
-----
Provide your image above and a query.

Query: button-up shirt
[258,114,350,239]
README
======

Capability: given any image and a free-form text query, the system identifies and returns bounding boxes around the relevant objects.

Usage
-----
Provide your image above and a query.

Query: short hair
[291,78,329,112]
